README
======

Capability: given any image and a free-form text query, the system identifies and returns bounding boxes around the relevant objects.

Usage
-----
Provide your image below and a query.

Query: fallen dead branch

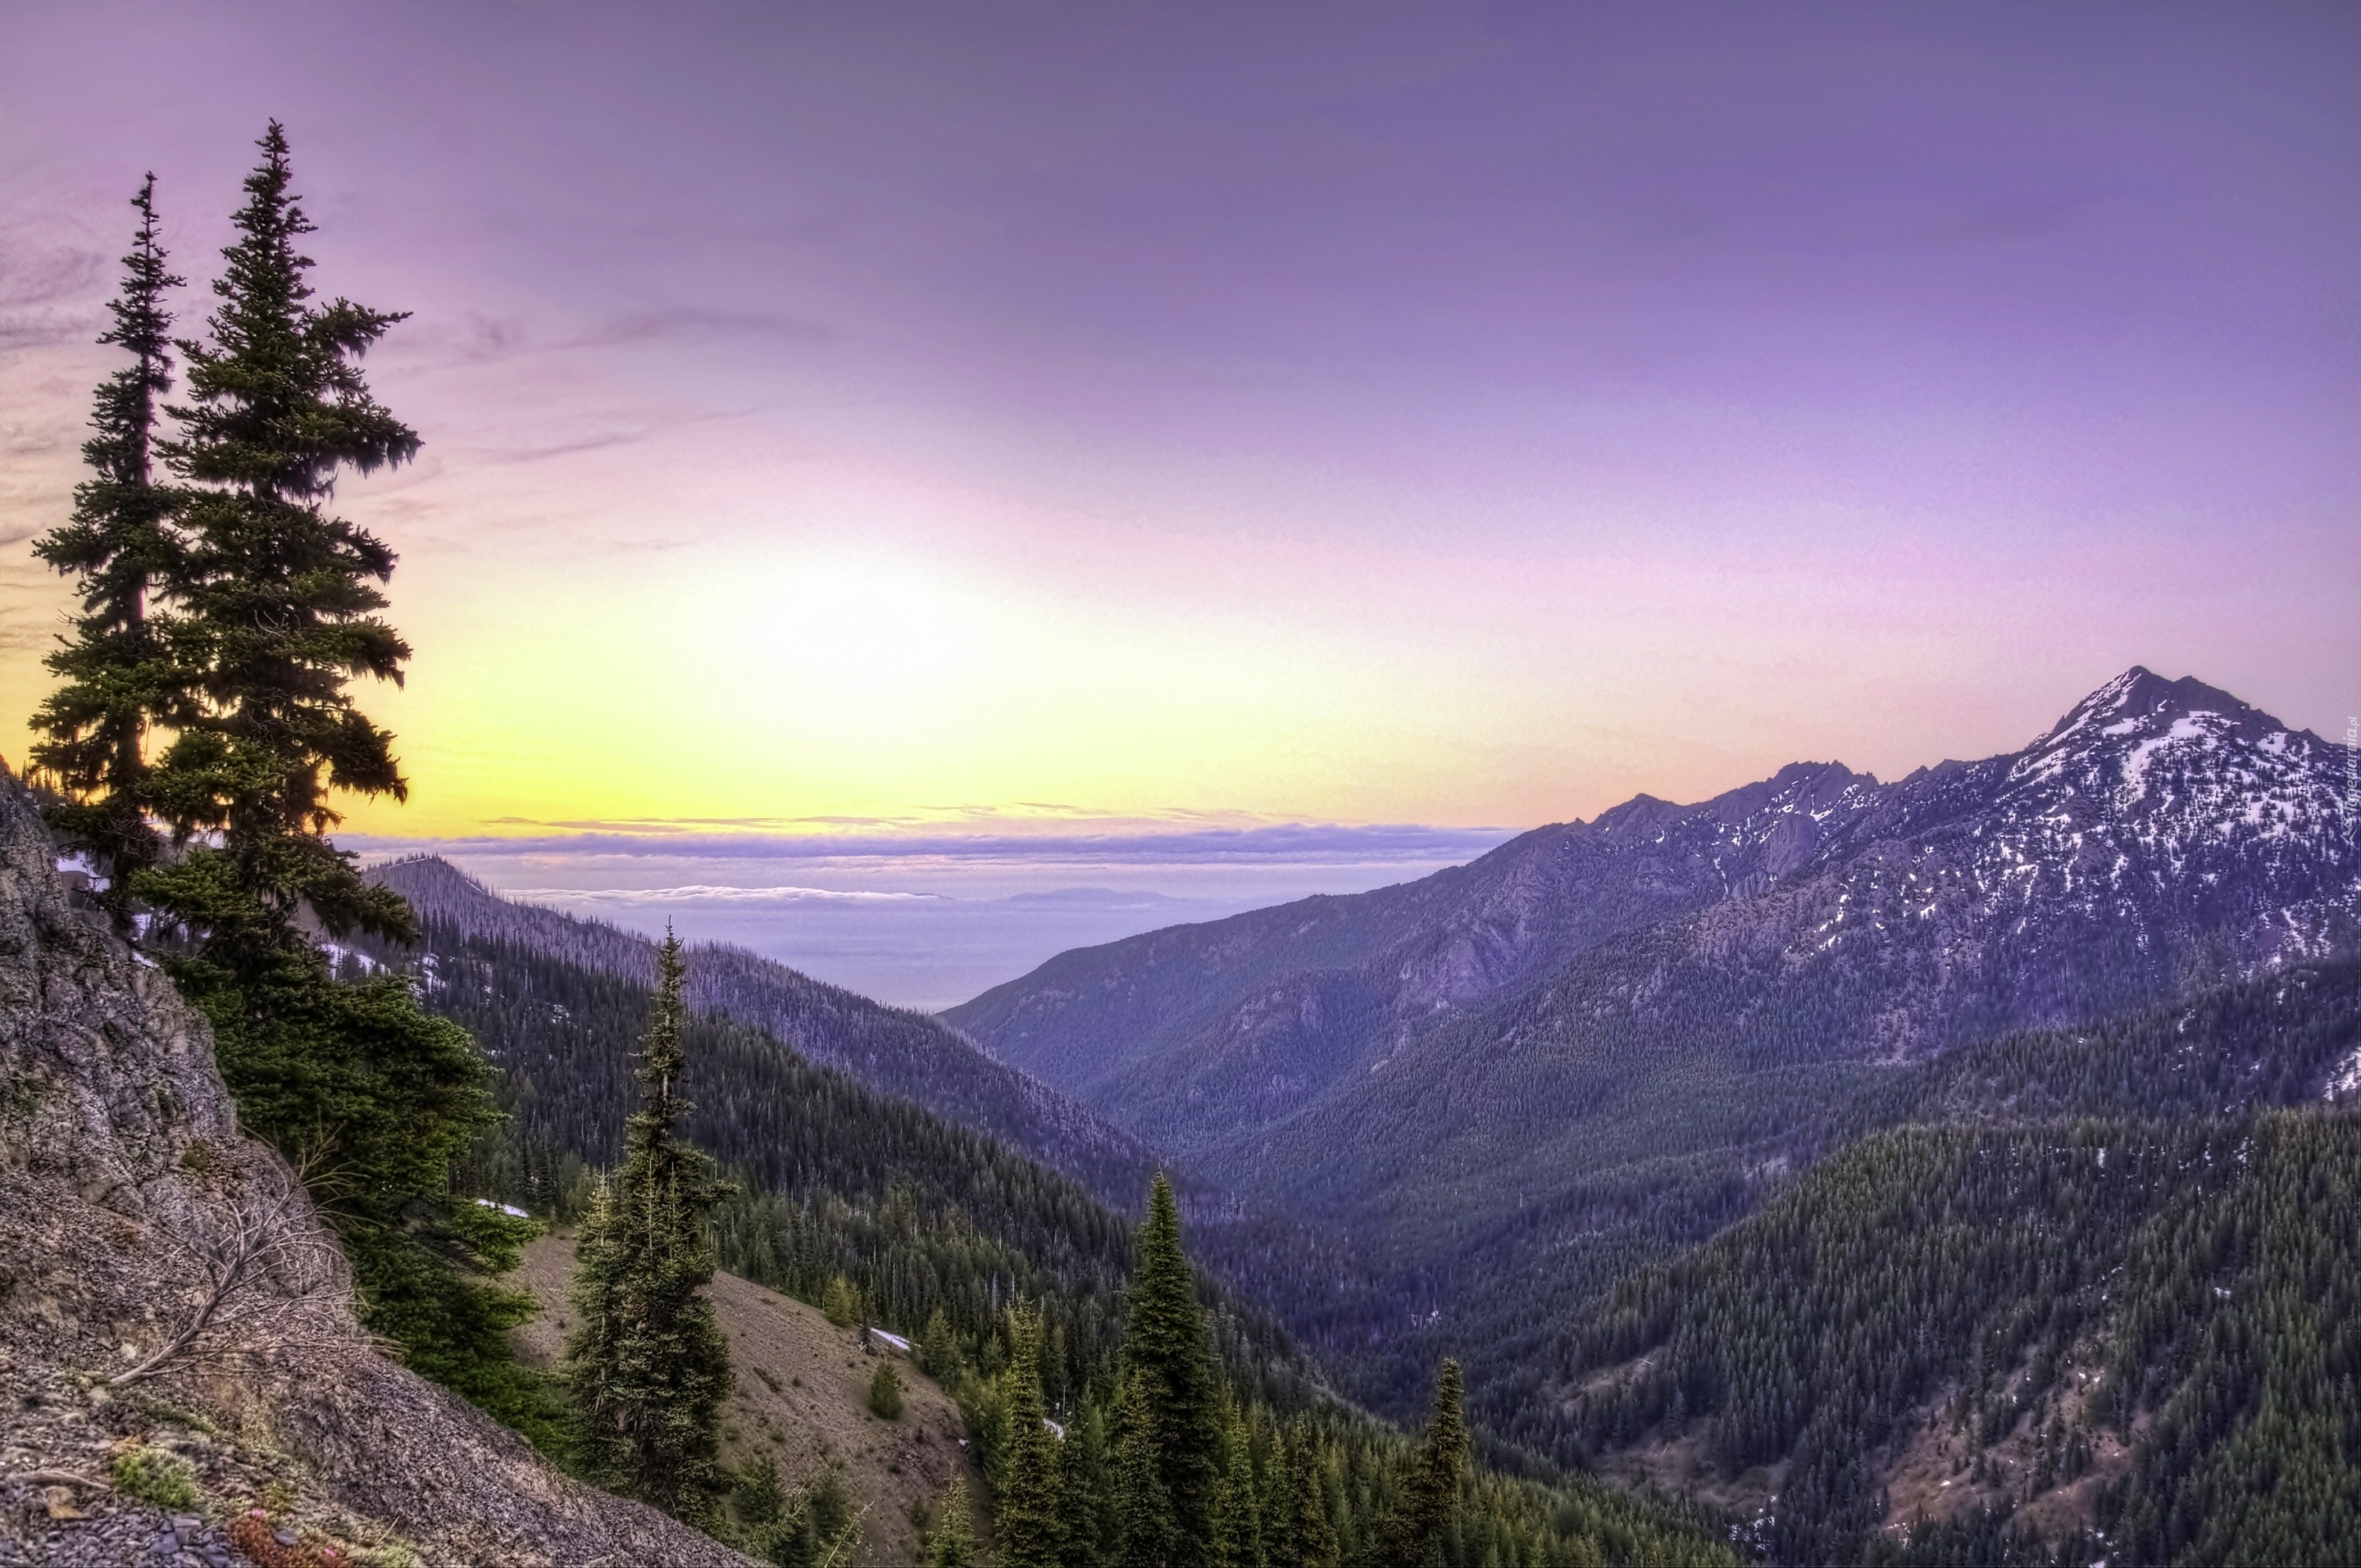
[109,1164,358,1388]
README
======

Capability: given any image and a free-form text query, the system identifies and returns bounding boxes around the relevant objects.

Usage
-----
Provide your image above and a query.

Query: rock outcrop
[0,764,748,1566]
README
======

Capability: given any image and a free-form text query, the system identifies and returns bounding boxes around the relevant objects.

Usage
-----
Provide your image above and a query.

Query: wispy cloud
[353,820,1516,868]
[506,883,947,904]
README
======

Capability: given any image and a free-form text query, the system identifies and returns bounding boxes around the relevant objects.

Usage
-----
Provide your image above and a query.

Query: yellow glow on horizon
[337,534,1530,841]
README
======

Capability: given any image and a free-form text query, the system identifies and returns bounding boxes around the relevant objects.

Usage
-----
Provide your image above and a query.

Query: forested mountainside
[371,856,1159,1207]
[367,859,1364,1345]
[1498,959,2361,1548]
[371,916,1322,1415]
[380,911,1730,1566]
[1561,1111,2361,1568]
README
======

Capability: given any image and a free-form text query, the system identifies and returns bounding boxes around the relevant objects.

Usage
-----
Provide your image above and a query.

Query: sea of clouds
[348,820,1514,1009]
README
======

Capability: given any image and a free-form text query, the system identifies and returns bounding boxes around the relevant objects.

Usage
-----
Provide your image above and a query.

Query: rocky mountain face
[368,857,1165,1210]
[947,757,1880,1154]
[0,767,748,1567]
[951,669,2359,1165]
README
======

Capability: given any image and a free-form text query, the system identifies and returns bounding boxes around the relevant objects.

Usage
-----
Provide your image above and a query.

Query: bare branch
[108,1170,360,1388]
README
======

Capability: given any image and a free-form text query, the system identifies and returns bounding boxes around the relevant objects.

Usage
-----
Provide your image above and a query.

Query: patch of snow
[871,1329,912,1352]
[2327,1046,2361,1103]
[473,1198,529,1218]
[321,941,382,974]
[53,852,111,893]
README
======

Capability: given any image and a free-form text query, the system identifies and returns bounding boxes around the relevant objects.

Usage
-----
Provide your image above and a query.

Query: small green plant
[868,1359,904,1420]
[821,1274,861,1327]
[111,1442,199,1509]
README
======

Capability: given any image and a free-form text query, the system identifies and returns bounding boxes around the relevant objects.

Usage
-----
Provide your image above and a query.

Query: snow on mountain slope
[954,669,2359,1161]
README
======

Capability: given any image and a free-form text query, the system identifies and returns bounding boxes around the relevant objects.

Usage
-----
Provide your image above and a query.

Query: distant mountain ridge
[948,667,2359,1163]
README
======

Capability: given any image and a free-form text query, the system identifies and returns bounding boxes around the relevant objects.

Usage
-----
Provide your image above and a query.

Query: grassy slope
[511,1234,986,1567]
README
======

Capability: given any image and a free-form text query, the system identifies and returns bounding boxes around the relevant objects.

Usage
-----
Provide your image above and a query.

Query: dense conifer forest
[1554,1112,2361,1566]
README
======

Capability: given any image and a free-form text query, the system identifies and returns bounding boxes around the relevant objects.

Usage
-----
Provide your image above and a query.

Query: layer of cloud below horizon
[362,819,1515,1007]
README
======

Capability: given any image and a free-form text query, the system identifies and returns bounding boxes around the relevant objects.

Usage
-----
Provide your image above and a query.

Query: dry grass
[511,1235,984,1566]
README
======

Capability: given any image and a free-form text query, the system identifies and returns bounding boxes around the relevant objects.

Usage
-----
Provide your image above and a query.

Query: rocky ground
[0,766,751,1568]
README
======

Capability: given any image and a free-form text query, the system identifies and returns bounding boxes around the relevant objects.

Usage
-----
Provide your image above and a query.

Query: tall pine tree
[1116,1172,1224,1566]
[30,175,185,929]
[567,931,734,1520]
[1208,1404,1264,1568]
[1385,1360,1467,1568]
[997,1300,1069,1567]
[100,125,531,1420]
[1112,1370,1180,1568]
[146,118,417,961]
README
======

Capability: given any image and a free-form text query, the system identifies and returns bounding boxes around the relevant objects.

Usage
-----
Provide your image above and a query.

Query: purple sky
[3,2,2357,1001]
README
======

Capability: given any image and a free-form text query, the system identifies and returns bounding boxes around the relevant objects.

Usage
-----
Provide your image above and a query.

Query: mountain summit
[950,668,2356,1157]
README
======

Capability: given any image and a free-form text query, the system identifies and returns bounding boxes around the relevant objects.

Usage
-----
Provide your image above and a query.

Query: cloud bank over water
[349,820,1513,1009]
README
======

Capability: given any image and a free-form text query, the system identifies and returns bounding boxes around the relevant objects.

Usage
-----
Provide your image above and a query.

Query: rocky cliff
[0,765,748,1567]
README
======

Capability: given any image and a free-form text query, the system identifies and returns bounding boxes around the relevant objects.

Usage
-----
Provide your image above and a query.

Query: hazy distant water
[501,885,1253,1010]
[356,825,1513,1009]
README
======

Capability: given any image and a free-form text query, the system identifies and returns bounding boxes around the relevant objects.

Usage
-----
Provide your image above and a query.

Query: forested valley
[380,911,1731,1566]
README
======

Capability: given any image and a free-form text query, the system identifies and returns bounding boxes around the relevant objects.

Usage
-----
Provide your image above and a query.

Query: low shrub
[111,1443,198,1509]
[868,1359,904,1420]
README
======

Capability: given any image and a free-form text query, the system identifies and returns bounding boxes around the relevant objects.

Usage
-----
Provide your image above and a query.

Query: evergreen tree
[918,1306,962,1379]
[1270,1422,1339,1568]
[1112,1371,1180,1568]
[566,932,734,1520]
[144,119,418,964]
[867,1357,904,1420]
[1385,1361,1467,1568]
[1119,1173,1224,1565]
[1208,1406,1263,1568]
[30,174,186,929]
[999,1301,1069,1567]
[52,130,535,1419]
[926,1479,982,1568]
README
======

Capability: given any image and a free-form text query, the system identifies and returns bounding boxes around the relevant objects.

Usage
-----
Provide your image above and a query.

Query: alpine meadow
[3,9,2359,1568]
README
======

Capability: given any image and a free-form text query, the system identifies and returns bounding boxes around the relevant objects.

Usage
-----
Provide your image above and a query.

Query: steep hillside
[394,916,1331,1415]
[1558,1111,2361,1566]
[0,769,747,1567]
[392,903,1736,1568]
[371,857,1161,1210]
[947,758,1873,1154]
[508,1235,985,1568]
